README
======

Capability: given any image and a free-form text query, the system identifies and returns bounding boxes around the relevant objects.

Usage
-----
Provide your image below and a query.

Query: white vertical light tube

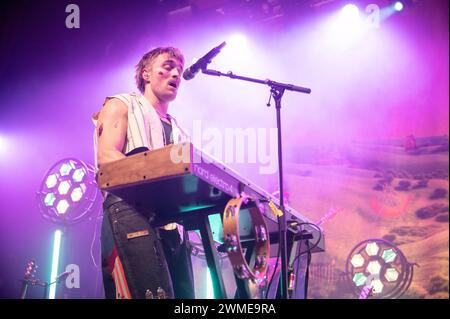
[48,229,63,299]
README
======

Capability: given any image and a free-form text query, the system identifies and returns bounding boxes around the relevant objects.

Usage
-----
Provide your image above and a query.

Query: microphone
[183,41,226,81]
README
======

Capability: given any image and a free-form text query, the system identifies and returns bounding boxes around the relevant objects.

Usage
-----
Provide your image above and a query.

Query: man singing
[92,47,194,299]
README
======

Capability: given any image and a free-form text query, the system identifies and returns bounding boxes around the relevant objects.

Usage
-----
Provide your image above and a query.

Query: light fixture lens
[58,180,71,195]
[59,162,74,176]
[45,174,58,188]
[72,168,85,182]
[353,272,367,286]
[366,261,382,275]
[71,184,86,202]
[365,242,380,256]
[372,279,384,294]
[382,248,397,263]
[56,200,70,215]
[44,193,56,207]
[385,268,399,282]
[351,254,365,268]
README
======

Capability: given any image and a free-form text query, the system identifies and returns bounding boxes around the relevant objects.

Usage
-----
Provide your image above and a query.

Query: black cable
[265,220,321,299]
[265,244,280,299]
[291,237,302,299]
[286,222,320,299]
[291,222,322,266]
[304,240,312,299]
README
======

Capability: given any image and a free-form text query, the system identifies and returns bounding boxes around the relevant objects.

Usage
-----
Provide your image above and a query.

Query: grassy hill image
[284,135,449,299]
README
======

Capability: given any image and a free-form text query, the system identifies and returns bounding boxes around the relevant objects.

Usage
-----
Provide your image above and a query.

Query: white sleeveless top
[92,92,189,232]
[92,92,189,170]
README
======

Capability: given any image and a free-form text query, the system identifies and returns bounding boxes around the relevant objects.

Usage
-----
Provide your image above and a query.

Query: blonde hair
[135,47,185,93]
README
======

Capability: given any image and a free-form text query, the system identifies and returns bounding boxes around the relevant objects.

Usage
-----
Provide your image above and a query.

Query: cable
[265,245,280,299]
[264,220,322,299]
[291,222,322,266]
[90,206,104,298]
[285,222,320,299]
[292,237,302,299]
[303,240,312,299]
[90,206,103,269]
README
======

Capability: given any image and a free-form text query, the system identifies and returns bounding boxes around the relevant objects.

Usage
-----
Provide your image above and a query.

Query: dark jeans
[101,194,195,299]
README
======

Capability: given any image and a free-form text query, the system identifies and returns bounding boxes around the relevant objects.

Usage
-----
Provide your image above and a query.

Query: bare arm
[96,98,128,166]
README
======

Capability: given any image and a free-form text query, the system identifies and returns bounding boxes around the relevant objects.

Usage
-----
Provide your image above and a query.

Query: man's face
[143,53,184,103]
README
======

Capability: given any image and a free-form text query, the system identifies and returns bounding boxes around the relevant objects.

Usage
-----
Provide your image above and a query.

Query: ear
[142,69,151,82]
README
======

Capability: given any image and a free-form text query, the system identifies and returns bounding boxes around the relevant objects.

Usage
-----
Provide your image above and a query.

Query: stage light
[365,242,379,256]
[228,34,248,51]
[70,184,86,202]
[56,199,70,215]
[346,238,415,298]
[350,254,364,268]
[382,248,397,263]
[37,158,101,225]
[372,279,384,294]
[57,180,71,195]
[59,162,74,176]
[222,33,251,65]
[44,193,56,207]
[48,229,62,299]
[331,3,364,44]
[45,174,58,188]
[353,272,367,286]
[385,268,399,282]
[72,168,85,182]
[394,1,404,11]
[341,4,360,21]
[366,261,382,275]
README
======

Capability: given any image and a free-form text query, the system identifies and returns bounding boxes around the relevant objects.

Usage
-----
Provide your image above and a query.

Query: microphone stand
[202,68,311,299]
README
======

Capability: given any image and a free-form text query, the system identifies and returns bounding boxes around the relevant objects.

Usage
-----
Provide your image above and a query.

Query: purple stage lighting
[37,158,101,225]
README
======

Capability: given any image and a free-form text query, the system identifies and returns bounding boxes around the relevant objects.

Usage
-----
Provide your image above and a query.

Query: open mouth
[168,81,178,89]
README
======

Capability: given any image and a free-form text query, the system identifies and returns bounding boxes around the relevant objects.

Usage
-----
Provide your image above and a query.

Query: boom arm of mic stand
[266,80,311,94]
[202,69,222,77]
[202,69,312,95]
